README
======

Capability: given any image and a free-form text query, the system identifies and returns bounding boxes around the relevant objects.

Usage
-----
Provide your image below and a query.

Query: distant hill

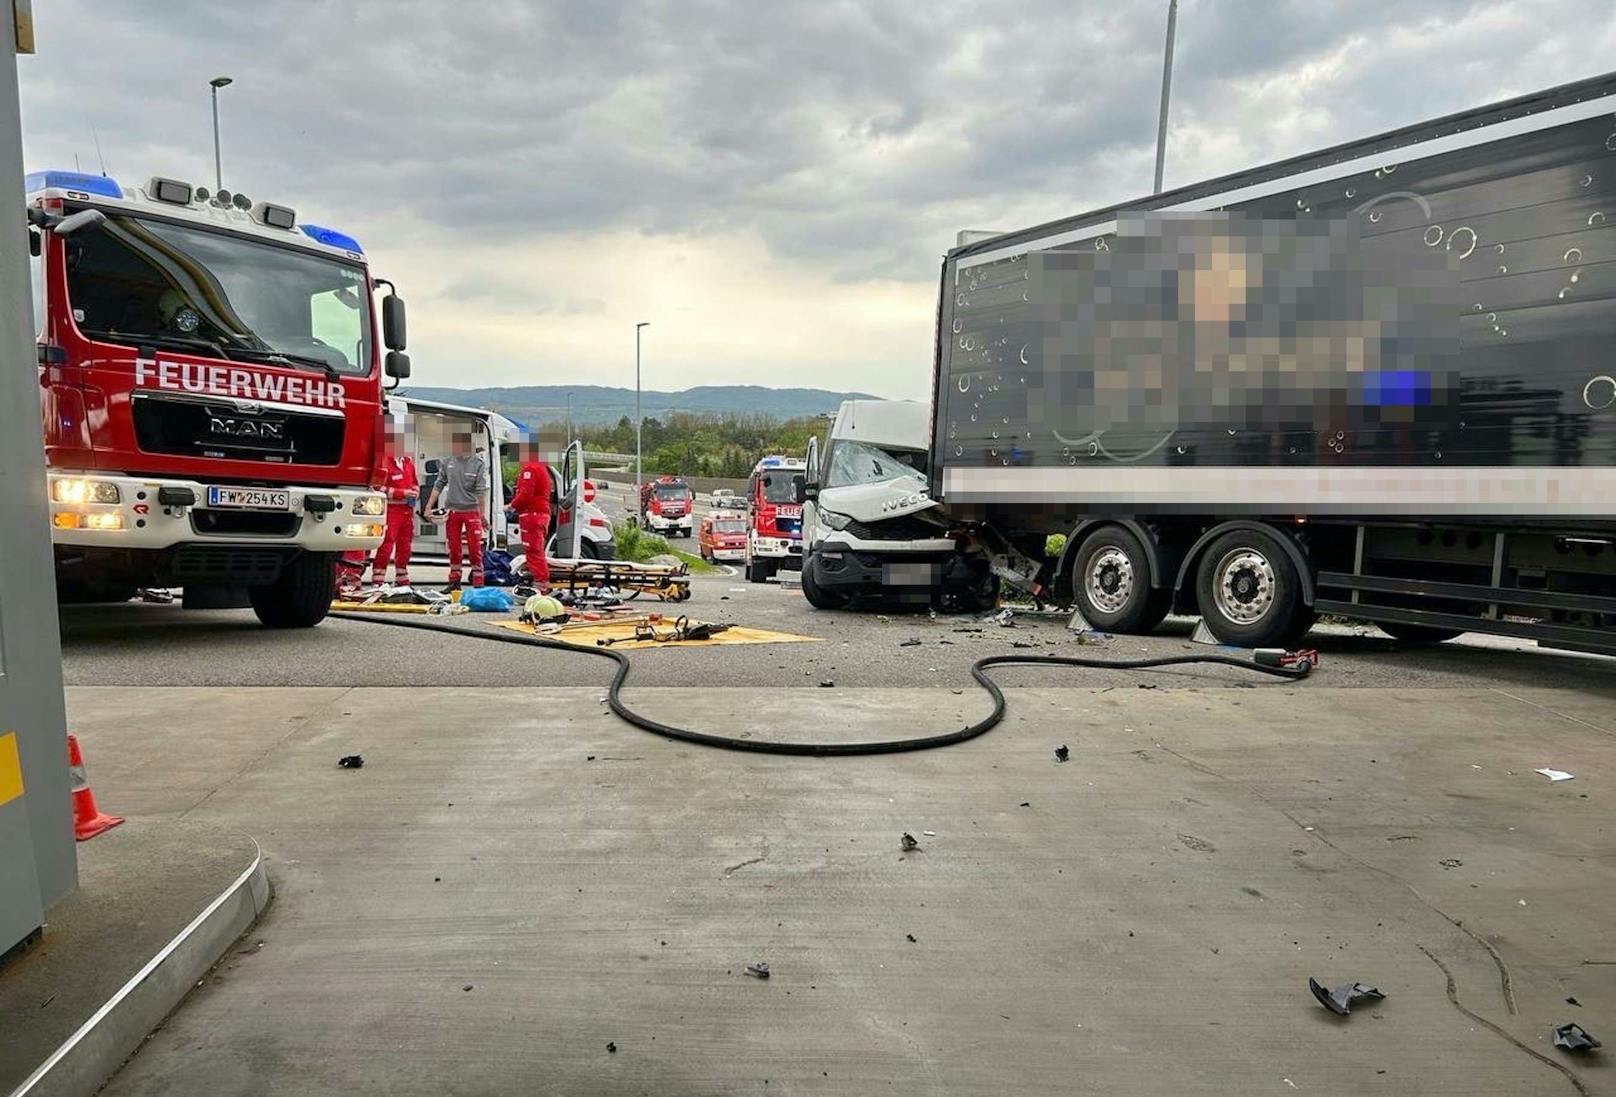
[397,384,882,426]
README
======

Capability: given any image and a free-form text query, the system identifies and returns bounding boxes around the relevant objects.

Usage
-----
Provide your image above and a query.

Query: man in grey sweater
[424,430,491,589]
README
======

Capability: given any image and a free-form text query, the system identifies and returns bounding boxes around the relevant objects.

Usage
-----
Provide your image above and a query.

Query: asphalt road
[59,572,1616,692]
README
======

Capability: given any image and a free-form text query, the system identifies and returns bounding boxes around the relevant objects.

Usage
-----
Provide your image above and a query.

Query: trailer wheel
[1378,622,1463,644]
[801,556,849,609]
[249,551,335,629]
[1194,530,1308,647]
[1072,527,1170,633]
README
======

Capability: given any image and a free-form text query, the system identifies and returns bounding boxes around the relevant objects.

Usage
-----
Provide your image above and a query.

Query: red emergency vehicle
[26,170,409,627]
[639,474,694,538]
[744,455,806,583]
[698,514,747,563]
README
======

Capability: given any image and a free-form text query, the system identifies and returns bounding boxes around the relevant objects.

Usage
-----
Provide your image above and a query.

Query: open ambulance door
[553,440,586,561]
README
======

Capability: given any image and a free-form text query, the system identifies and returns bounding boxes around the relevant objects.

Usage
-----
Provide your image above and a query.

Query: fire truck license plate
[206,486,291,510]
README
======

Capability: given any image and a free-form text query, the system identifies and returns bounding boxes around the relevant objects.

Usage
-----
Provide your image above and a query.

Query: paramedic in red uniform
[508,437,552,586]
[424,431,491,590]
[369,426,419,586]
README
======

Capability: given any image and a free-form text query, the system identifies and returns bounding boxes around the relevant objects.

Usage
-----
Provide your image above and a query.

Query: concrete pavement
[59,574,1616,692]
[57,680,1616,1095]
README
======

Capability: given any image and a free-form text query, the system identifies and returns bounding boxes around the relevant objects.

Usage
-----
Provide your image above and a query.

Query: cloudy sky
[17,1,1616,400]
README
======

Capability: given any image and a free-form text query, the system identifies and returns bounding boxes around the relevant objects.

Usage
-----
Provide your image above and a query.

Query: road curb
[7,841,271,1097]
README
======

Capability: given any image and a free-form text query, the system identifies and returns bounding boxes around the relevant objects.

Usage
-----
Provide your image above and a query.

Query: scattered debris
[745,962,770,979]
[1054,745,1070,763]
[876,615,890,624]
[606,1041,617,1053]
[587,755,596,761]
[1137,683,1158,690]
[899,638,922,647]
[462,984,473,992]
[1567,996,1582,1007]
[1386,835,1419,842]
[988,608,1016,627]
[1309,978,1386,1016]
[1552,1022,1601,1052]
[337,754,364,769]
[952,627,983,634]
[906,934,917,943]
[922,830,936,837]
[136,588,175,604]
[1534,768,1575,782]
[928,608,938,621]
[1439,858,1463,869]
[901,833,919,852]
[1177,833,1216,853]
[1011,641,1035,649]
[1019,801,1031,807]
[818,680,835,688]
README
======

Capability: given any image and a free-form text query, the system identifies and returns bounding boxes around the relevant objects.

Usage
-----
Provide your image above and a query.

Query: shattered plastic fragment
[337,754,364,769]
[1552,1023,1601,1052]
[1534,768,1575,782]
[745,962,770,979]
[1309,978,1385,1016]
[1054,745,1070,763]
[901,832,919,851]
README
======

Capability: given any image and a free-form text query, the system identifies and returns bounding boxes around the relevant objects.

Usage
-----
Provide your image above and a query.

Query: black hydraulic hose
[335,612,1311,756]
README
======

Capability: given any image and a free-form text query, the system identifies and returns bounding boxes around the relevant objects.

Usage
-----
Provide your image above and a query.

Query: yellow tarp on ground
[499,619,822,649]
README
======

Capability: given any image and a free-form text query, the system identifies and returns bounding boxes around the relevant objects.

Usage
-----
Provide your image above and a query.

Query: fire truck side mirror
[384,350,411,380]
[52,208,107,238]
[382,294,407,351]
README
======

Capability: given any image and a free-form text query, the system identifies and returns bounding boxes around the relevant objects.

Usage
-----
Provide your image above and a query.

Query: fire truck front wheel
[250,551,336,628]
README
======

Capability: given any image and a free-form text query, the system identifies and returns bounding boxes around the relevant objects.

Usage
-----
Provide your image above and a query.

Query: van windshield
[825,441,927,489]
[65,213,372,376]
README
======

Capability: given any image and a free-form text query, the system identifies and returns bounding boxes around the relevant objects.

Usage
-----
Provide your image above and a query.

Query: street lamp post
[1152,0,1177,194]
[209,76,233,191]
[634,322,649,515]
[566,392,573,447]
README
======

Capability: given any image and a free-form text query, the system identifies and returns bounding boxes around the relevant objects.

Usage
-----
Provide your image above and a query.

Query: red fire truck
[744,454,806,582]
[639,474,694,538]
[26,170,409,627]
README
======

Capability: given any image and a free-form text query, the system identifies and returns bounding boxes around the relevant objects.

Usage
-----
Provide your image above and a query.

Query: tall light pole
[209,76,232,191]
[565,392,573,446]
[1152,0,1177,194]
[634,321,649,513]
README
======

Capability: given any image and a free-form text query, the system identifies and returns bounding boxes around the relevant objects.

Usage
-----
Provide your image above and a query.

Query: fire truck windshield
[64,213,373,376]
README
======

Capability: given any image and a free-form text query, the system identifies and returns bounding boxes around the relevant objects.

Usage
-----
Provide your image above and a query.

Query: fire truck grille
[132,394,344,465]
[158,544,297,585]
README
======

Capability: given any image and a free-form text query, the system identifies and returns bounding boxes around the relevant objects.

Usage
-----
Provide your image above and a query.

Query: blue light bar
[24,170,123,199]
[299,223,364,255]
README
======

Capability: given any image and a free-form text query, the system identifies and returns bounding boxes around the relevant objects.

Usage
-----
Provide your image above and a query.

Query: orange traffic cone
[67,734,122,841]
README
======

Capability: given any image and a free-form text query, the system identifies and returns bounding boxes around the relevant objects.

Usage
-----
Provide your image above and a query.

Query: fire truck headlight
[351,495,386,517]
[52,478,120,504]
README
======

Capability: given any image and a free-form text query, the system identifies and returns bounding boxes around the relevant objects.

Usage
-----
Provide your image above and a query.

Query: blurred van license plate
[884,562,936,586]
[207,486,290,510]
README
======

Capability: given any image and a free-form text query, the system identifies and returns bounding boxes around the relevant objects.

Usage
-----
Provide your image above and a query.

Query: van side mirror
[793,474,809,505]
[29,228,40,256]
[802,481,817,502]
[382,294,407,351]
[384,350,411,380]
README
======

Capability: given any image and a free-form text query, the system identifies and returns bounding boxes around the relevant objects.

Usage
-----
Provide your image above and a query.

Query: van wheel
[1072,526,1170,633]
[1194,530,1308,648]
[801,556,849,609]
[250,551,335,628]
[1379,622,1463,644]
[577,538,600,560]
[746,559,768,583]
